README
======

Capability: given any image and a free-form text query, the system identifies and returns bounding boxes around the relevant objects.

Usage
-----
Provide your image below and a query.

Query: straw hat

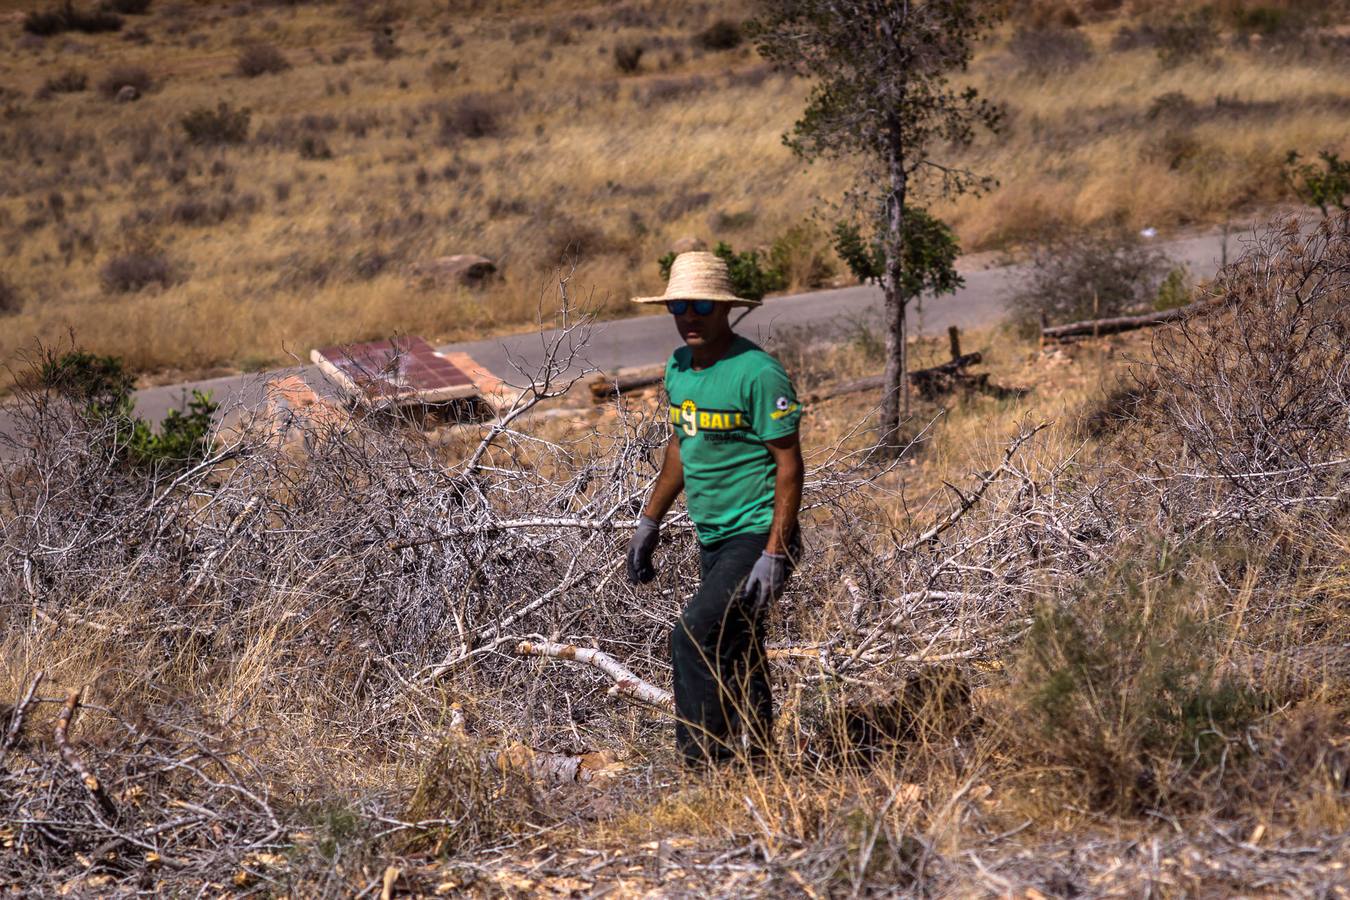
[631,251,760,308]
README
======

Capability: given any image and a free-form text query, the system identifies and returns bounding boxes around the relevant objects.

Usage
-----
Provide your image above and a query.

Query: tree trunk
[879,116,908,450]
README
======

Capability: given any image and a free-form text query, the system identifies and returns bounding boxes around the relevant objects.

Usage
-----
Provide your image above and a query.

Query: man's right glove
[625,515,660,584]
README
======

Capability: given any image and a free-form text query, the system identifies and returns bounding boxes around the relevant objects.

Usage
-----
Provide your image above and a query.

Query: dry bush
[0,276,21,316]
[236,42,292,77]
[100,247,178,293]
[41,70,89,94]
[1007,26,1095,74]
[180,102,251,145]
[696,18,743,51]
[1008,227,1172,332]
[436,92,506,142]
[97,65,153,99]
[1147,213,1350,496]
[614,42,644,74]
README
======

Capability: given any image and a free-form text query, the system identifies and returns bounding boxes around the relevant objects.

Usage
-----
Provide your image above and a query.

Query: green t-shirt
[664,336,802,545]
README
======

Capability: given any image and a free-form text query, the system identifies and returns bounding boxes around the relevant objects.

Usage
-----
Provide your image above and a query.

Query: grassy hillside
[0,0,1347,384]
[2,0,1350,383]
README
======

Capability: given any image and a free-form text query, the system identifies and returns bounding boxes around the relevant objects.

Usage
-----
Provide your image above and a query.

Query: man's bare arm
[642,434,684,522]
[764,432,804,556]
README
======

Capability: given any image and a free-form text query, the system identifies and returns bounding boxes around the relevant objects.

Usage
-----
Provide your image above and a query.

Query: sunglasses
[666,299,718,316]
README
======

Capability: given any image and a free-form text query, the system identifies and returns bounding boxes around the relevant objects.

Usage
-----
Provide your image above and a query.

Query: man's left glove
[743,551,789,608]
[626,516,660,584]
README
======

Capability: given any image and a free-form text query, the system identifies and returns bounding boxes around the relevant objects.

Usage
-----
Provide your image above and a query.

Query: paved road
[2,230,1235,430]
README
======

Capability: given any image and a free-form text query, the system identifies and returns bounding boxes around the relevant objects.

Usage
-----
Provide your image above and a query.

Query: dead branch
[1041,297,1221,342]
[516,640,674,713]
[54,689,119,822]
[902,423,1049,554]
[1,670,43,758]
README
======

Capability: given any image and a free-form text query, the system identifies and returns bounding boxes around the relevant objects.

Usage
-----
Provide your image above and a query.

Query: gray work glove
[626,516,660,584]
[743,551,790,608]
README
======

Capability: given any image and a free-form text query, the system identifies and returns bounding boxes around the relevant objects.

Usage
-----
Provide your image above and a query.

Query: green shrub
[1153,266,1191,310]
[41,350,217,470]
[769,221,836,290]
[832,206,963,299]
[181,102,251,145]
[1011,559,1268,812]
[1284,150,1350,216]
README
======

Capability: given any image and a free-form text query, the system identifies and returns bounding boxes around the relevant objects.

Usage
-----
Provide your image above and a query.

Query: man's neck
[690,331,736,370]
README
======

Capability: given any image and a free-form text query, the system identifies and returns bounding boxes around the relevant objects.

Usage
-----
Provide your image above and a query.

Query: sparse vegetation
[41,70,88,94]
[1010,228,1171,332]
[96,63,152,98]
[1008,25,1095,74]
[23,2,124,36]
[236,42,292,78]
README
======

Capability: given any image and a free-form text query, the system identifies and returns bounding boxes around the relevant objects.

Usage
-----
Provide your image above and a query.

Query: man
[625,251,804,767]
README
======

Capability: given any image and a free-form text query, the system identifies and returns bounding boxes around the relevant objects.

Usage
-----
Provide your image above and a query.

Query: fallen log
[516,640,674,713]
[805,353,1000,404]
[1041,297,1222,342]
[589,370,664,402]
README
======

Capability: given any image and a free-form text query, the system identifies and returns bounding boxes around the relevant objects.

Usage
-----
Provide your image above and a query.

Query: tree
[750,0,1001,446]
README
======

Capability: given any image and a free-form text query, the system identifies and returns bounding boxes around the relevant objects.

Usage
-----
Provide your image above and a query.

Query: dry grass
[0,0,1347,385]
[3,217,1346,893]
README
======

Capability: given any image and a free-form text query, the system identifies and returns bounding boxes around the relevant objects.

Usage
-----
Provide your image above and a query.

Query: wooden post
[947,325,961,361]
[1092,291,1100,340]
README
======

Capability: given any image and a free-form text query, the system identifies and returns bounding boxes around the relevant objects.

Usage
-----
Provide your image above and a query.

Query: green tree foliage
[41,350,218,471]
[750,0,1000,442]
[832,205,964,299]
[1284,150,1350,216]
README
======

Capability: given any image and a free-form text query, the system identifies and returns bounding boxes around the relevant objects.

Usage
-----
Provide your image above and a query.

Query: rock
[115,85,139,103]
[670,236,706,254]
[411,254,496,288]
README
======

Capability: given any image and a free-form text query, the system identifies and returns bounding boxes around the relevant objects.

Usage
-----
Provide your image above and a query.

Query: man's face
[671,300,732,348]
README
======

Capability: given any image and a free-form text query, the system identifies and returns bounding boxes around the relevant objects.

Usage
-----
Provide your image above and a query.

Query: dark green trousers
[670,532,776,766]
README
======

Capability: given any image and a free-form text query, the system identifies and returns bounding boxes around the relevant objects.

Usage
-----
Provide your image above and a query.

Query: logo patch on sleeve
[770,396,800,420]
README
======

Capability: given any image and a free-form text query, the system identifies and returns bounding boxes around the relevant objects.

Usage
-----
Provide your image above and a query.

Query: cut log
[1040,297,1222,342]
[516,640,674,713]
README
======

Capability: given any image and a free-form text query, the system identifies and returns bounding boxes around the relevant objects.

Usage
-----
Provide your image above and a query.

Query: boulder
[115,85,139,103]
[670,236,706,254]
[411,254,496,288]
